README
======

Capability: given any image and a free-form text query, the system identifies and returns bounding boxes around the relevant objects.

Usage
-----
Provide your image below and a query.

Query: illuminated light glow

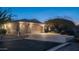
[39,24,45,33]
[29,22,33,33]
[3,23,12,29]
[40,24,45,27]
[8,23,12,28]
[19,21,24,24]
[3,24,7,29]
[19,21,24,29]
[29,22,33,28]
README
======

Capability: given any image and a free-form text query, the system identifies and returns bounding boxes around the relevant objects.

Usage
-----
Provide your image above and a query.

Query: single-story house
[2,20,45,35]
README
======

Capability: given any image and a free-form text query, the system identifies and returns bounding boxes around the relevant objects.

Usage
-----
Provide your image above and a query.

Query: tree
[0,8,12,36]
[0,9,12,29]
[45,18,76,35]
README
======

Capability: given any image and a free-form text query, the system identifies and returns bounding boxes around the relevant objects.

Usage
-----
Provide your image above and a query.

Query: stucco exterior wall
[3,22,18,35]
[3,21,45,35]
[30,23,44,33]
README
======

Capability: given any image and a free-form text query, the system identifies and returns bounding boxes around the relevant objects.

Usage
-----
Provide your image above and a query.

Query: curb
[47,42,70,51]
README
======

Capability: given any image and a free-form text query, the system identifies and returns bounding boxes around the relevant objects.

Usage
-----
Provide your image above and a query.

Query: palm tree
[0,9,12,40]
[0,9,12,29]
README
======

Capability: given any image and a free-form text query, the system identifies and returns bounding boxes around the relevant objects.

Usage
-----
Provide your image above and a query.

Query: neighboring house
[2,20,45,35]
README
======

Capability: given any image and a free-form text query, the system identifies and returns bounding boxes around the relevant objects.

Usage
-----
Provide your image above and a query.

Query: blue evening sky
[2,7,79,24]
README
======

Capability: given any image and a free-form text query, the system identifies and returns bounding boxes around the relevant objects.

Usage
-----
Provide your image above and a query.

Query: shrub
[0,29,7,35]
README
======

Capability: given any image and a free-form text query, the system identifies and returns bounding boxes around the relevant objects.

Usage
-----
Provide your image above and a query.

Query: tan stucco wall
[31,23,43,33]
[3,22,45,35]
[3,22,18,35]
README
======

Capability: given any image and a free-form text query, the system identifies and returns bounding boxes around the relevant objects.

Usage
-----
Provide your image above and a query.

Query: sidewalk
[47,42,70,51]
[56,42,79,51]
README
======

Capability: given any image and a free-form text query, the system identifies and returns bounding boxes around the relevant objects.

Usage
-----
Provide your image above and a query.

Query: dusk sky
[3,7,79,24]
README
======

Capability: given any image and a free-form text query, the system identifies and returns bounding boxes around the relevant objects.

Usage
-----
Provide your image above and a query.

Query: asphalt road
[0,39,60,51]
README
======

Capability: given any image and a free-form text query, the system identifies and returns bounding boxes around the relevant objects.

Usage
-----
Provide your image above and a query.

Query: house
[2,20,45,35]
